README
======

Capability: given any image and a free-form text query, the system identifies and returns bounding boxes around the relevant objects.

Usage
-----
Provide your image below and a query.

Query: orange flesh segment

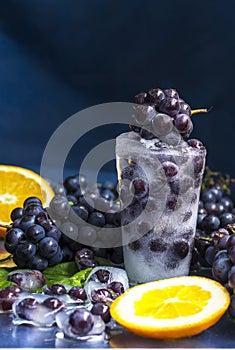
[134,285,211,319]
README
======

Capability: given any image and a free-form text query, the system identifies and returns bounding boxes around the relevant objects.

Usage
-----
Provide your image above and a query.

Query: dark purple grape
[201,215,220,232]
[15,240,37,260]
[179,101,191,116]
[218,234,230,250]
[201,189,216,203]
[212,228,229,249]
[49,195,71,218]
[210,185,223,201]
[29,254,49,270]
[4,228,26,253]
[91,288,113,304]
[19,215,36,231]
[78,196,94,213]
[88,212,105,227]
[187,138,206,150]
[10,207,24,221]
[174,114,193,135]
[38,237,59,258]
[47,226,62,241]
[7,272,26,286]
[145,88,165,105]
[95,269,110,283]
[69,308,94,336]
[68,286,87,301]
[24,204,44,216]
[133,92,147,104]
[35,212,52,231]
[121,163,145,181]
[79,225,97,245]
[12,254,30,268]
[61,221,79,239]
[151,113,173,136]
[163,88,179,99]
[44,284,67,296]
[193,155,204,175]
[42,297,66,312]
[48,248,63,266]
[166,193,179,211]
[6,285,23,295]
[79,257,98,270]
[94,196,111,213]
[107,281,124,295]
[220,197,234,212]
[204,202,218,215]
[173,239,189,259]
[220,212,235,227]
[149,239,167,252]
[133,105,156,125]
[64,175,80,193]
[130,178,149,199]
[23,197,42,208]
[15,298,39,320]
[228,245,235,264]
[0,288,17,311]
[61,245,74,262]
[72,205,89,222]
[159,97,180,118]
[205,246,215,266]
[26,224,46,243]
[139,127,155,140]
[212,256,232,283]
[91,303,110,323]
[162,161,178,178]
[226,234,235,250]
[76,248,94,260]
[128,240,141,251]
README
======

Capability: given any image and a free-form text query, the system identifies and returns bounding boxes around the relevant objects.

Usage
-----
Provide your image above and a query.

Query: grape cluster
[192,170,235,317]
[4,196,83,271]
[49,174,123,264]
[131,88,193,142]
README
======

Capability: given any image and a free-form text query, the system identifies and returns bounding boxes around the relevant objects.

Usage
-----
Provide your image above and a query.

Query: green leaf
[43,261,78,279]
[0,268,11,280]
[0,280,15,289]
[42,262,92,288]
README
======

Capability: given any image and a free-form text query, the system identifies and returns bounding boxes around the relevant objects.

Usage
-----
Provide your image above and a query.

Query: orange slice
[0,165,54,237]
[110,276,230,339]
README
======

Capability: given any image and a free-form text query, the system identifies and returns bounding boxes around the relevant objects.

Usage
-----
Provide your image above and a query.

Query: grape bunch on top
[130,87,206,143]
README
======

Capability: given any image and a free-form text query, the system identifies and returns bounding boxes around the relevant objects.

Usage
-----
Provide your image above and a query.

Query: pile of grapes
[4,174,122,272]
[4,165,235,318]
[191,168,235,317]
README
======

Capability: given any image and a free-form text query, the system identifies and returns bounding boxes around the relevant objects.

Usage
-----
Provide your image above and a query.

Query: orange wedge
[0,165,54,237]
[110,276,230,339]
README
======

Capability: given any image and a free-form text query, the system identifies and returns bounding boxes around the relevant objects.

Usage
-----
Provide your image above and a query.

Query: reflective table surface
[0,312,235,348]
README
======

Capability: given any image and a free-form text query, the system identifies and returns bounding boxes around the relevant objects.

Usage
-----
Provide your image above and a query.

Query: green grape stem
[191,108,210,115]
[201,166,235,195]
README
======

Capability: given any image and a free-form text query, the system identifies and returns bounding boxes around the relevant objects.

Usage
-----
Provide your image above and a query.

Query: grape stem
[194,235,213,243]
[191,107,211,115]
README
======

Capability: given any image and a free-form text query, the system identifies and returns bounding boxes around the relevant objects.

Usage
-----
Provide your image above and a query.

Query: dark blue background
[0,0,234,183]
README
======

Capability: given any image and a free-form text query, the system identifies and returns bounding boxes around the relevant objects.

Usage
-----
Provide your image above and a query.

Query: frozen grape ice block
[116,131,206,284]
